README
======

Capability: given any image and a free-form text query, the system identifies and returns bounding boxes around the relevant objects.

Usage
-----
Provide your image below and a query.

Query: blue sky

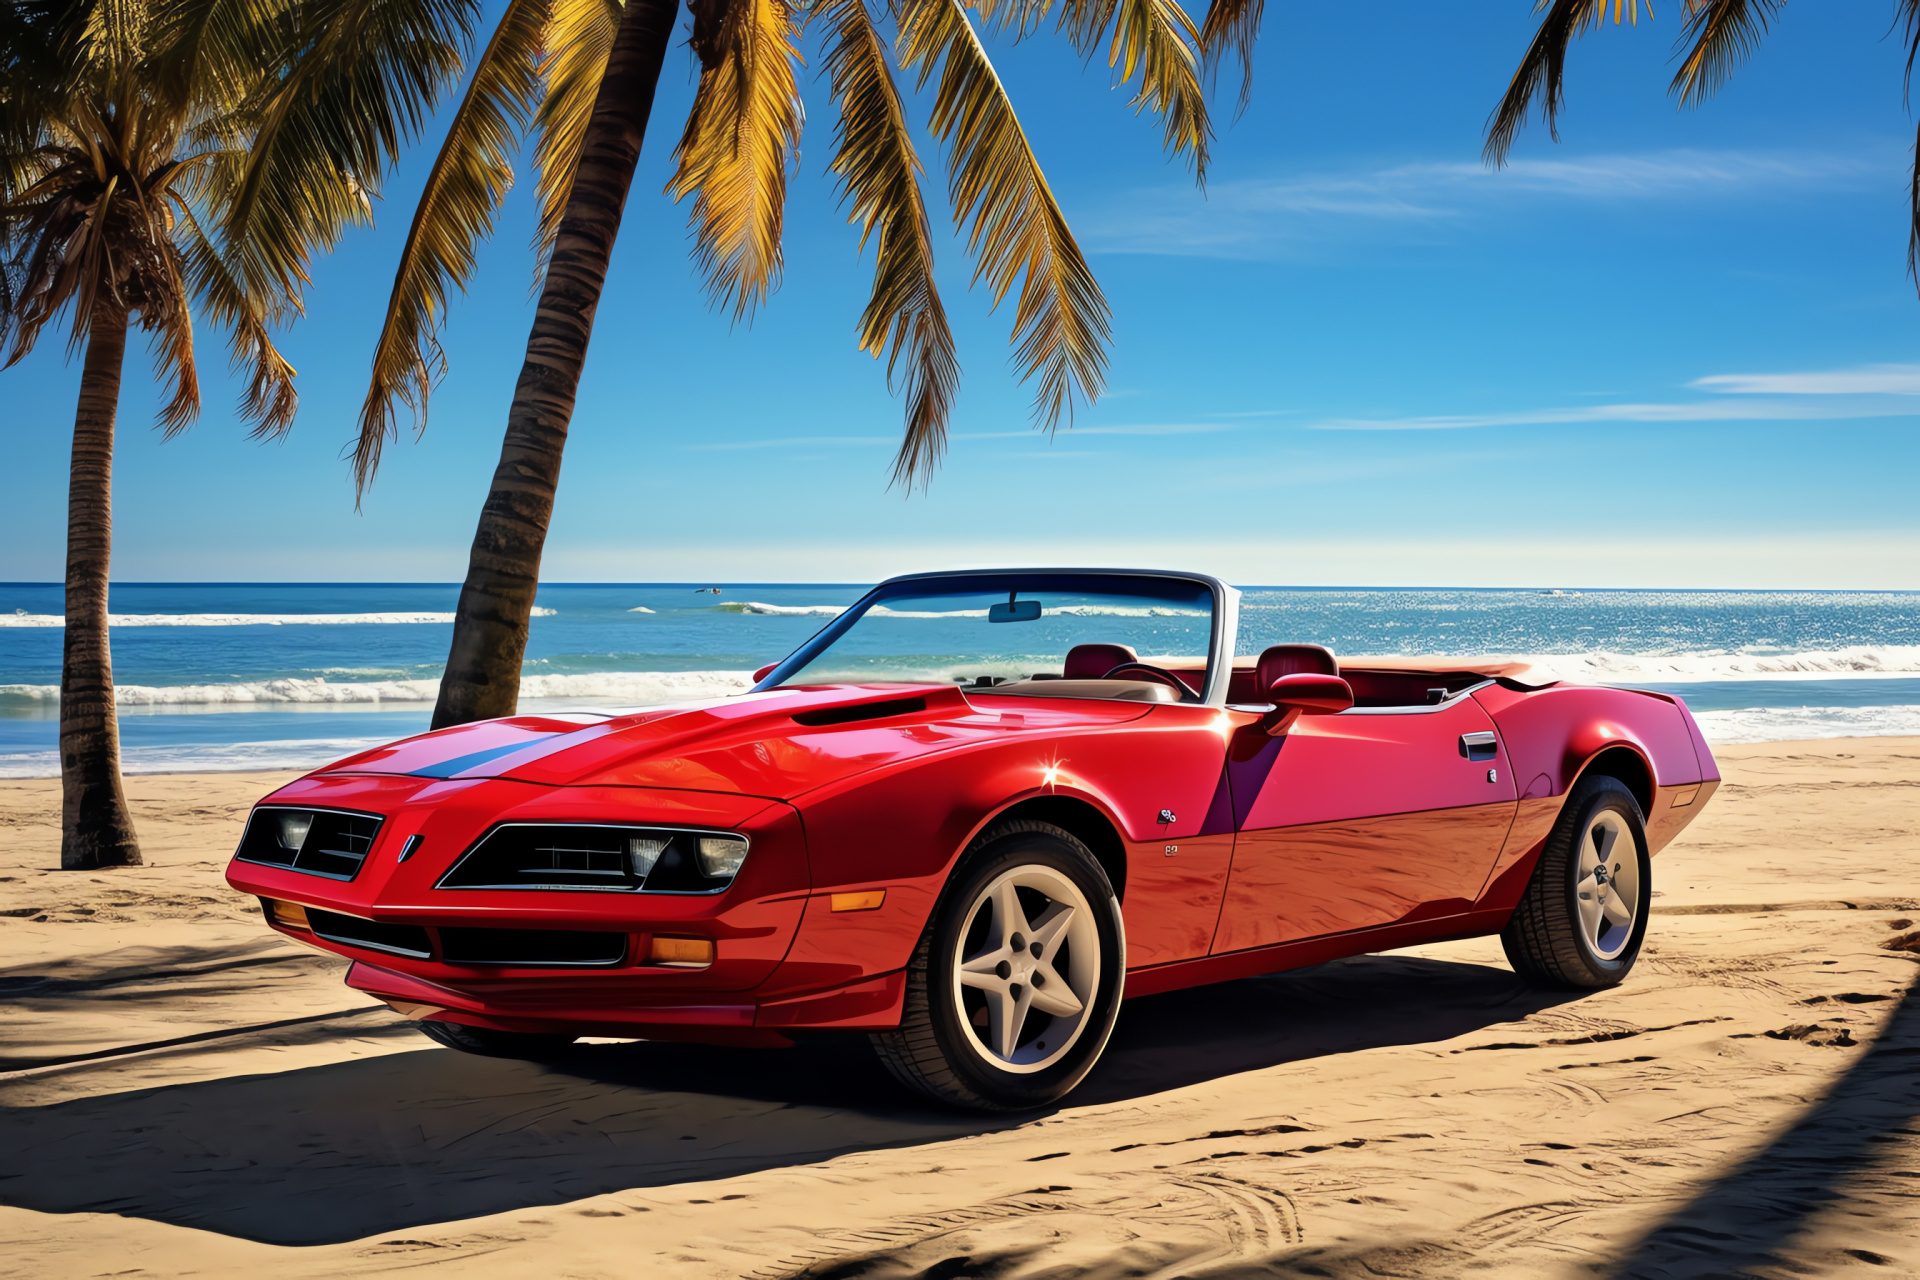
[6,3,1920,587]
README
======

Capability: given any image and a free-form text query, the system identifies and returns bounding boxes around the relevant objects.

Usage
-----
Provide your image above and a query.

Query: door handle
[1458,731,1498,761]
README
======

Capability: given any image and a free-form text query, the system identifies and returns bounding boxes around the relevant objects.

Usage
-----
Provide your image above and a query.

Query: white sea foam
[0,607,555,627]
[1694,704,1920,743]
[0,670,753,707]
[628,606,656,613]
[0,737,398,779]
[710,602,1209,619]
[1505,646,1920,684]
[713,602,849,616]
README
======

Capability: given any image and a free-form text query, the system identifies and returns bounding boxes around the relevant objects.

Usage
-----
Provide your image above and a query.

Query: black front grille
[307,908,432,959]
[236,807,383,880]
[439,927,628,967]
[438,824,742,894]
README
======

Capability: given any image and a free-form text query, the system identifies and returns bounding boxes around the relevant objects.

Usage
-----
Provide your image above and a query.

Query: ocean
[3,582,1918,778]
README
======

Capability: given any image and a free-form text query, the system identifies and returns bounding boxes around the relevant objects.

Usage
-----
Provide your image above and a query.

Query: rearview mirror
[1267,672,1354,713]
[988,600,1042,624]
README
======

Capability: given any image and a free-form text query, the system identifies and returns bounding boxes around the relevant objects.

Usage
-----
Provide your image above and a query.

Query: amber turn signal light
[830,890,886,913]
[646,935,715,967]
[264,898,310,930]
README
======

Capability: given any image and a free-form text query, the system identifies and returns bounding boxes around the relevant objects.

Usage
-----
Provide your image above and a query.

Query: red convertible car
[227,570,1719,1110]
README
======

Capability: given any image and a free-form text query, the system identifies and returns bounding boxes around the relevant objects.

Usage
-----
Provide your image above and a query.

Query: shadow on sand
[1599,965,1920,1279]
[0,951,1578,1246]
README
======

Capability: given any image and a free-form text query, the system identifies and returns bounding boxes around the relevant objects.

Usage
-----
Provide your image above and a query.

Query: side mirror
[1262,673,1353,734]
[1267,672,1354,714]
[752,663,778,683]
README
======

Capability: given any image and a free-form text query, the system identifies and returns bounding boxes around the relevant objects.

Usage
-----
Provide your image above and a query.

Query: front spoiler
[347,960,907,1048]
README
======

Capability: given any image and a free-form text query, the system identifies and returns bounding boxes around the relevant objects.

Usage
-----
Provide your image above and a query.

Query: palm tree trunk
[61,303,142,870]
[431,0,680,729]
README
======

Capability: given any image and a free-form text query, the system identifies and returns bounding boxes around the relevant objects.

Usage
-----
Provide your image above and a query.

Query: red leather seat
[1063,643,1138,680]
[1255,644,1338,693]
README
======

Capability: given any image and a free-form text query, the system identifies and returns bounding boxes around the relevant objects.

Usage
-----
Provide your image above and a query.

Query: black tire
[871,820,1126,1111]
[414,1019,578,1059]
[1502,774,1652,989]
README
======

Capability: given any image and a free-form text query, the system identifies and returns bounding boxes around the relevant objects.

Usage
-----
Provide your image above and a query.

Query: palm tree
[1,0,471,869]
[351,0,1229,728]
[1484,1,1920,272]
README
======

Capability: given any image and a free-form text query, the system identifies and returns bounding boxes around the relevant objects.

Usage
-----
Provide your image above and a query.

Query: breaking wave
[1502,645,1920,684]
[709,602,1208,619]
[0,607,555,627]
[1695,704,1920,744]
[0,669,753,707]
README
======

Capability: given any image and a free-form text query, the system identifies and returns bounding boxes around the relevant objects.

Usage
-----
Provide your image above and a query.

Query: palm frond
[355,0,548,494]
[668,0,802,321]
[1483,0,1610,166]
[1104,0,1208,176]
[819,0,957,489]
[1903,1,1920,297]
[220,0,474,316]
[529,0,623,275]
[898,0,1110,428]
[1670,0,1779,107]
[175,196,299,435]
[1196,0,1260,113]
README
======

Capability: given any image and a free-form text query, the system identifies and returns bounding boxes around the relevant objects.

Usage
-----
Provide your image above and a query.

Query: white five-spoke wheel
[953,866,1100,1073]
[1575,809,1640,961]
[872,820,1126,1110]
[1502,774,1652,989]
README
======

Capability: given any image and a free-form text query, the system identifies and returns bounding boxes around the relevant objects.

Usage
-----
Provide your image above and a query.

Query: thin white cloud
[1085,147,1884,259]
[684,435,893,452]
[1691,363,1920,395]
[955,423,1233,439]
[689,423,1233,450]
[1311,399,1919,431]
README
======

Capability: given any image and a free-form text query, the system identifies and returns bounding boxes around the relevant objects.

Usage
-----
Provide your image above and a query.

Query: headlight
[235,807,382,881]
[277,812,313,852]
[438,825,750,894]
[696,836,749,879]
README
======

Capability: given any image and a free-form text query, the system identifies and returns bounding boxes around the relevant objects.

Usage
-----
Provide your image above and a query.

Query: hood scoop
[791,696,928,728]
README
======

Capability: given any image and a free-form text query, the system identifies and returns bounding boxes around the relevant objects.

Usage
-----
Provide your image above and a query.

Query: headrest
[1063,643,1138,681]
[1256,644,1339,692]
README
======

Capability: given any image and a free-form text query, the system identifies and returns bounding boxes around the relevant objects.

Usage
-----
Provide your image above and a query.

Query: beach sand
[1,739,1916,1278]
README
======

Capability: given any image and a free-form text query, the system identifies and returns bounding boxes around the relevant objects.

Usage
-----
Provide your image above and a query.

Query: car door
[1211,698,1518,953]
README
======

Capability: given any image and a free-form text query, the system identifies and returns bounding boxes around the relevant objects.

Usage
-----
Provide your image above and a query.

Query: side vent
[792,696,927,728]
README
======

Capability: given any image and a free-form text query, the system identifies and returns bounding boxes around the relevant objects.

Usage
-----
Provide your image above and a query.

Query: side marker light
[647,936,715,967]
[830,890,887,912]
[265,898,310,930]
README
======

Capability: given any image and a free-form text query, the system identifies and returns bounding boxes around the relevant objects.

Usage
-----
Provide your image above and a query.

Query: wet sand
[1,739,1916,1278]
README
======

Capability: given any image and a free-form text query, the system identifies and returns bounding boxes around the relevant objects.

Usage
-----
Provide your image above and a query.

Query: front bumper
[226,772,909,1042]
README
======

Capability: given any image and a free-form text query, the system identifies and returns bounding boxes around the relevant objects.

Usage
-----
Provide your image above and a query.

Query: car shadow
[1600,966,1920,1278]
[0,952,1578,1246]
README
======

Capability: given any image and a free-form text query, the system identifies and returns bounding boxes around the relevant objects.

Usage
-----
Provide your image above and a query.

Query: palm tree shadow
[1602,967,1920,1279]
[0,952,1576,1246]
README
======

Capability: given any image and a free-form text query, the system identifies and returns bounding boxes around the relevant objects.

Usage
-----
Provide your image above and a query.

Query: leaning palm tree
[1,0,471,869]
[352,0,1230,728]
[1484,1,1920,271]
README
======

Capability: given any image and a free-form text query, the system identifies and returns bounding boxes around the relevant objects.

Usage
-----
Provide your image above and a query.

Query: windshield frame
[750,568,1241,706]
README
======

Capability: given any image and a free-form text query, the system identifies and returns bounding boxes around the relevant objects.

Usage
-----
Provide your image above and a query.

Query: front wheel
[871,820,1126,1111]
[1502,774,1652,989]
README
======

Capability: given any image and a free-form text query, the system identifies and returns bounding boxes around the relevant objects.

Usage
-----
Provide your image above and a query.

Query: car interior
[970,642,1493,708]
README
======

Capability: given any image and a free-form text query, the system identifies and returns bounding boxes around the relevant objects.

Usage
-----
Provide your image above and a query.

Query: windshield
[766,573,1217,703]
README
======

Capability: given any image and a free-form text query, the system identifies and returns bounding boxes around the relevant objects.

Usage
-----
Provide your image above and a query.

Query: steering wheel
[1101,661,1193,699]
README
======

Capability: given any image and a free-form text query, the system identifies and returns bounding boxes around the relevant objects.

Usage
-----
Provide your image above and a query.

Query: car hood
[317,684,1149,800]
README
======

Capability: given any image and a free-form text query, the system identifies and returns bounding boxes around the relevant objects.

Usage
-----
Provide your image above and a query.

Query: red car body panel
[225,576,1719,1046]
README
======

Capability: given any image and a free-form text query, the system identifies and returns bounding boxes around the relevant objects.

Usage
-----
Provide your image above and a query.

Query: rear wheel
[1502,775,1651,989]
[871,820,1125,1111]
[415,1019,578,1059]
